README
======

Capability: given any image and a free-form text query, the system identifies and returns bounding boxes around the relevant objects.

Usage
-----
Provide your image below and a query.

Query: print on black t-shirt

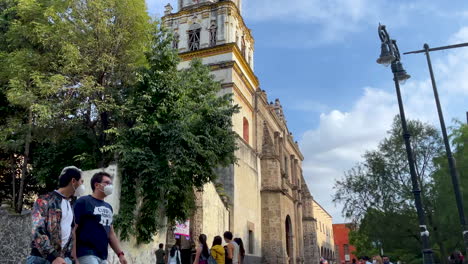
[74,195,113,260]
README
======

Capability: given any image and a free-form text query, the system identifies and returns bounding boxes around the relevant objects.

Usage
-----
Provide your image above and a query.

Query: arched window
[188,23,201,51]
[243,117,249,143]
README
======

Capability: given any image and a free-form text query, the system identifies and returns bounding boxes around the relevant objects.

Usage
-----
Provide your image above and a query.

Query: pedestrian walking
[233,238,245,264]
[450,251,464,264]
[223,232,240,264]
[155,243,166,264]
[73,172,127,264]
[365,256,372,264]
[194,234,210,264]
[210,236,225,264]
[168,245,181,264]
[382,256,393,264]
[373,256,383,264]
[27,166,84,264]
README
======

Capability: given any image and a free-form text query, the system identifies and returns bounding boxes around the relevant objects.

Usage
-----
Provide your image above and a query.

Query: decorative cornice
[303,216,317,222]
[179,43,260,92]
[261,188,283,193]
[179,43,234,61]
[162,1,254,44]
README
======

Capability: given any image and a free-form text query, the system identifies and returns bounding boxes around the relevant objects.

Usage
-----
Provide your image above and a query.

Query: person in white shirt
[168,244,181,264]
[27,166,85,264]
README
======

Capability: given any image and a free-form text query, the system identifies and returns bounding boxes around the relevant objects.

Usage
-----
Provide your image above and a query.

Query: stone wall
[0,206,31,264]
[202,182,229,244]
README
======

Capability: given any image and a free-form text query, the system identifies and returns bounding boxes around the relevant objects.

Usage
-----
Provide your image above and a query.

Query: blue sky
[150,0,468,222]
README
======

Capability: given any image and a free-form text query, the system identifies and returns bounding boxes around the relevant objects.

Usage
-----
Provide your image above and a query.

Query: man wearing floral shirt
[27,166,85,264]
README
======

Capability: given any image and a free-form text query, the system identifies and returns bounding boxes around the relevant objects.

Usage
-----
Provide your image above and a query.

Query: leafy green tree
[0,0,151,211]
[112,27,239,244]
[334,116,443,220]
[431,122,468,260]
[334,116,444,262]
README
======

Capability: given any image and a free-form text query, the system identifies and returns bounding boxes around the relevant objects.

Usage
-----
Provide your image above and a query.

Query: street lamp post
[376,24,434,264]
[405,42,468,257]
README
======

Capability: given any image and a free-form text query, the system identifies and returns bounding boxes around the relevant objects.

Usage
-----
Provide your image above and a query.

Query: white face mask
[101,184,113,196]
[74,184,86,196]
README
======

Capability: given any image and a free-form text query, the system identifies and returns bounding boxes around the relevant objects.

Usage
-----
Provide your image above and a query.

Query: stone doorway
[286,215,293,264]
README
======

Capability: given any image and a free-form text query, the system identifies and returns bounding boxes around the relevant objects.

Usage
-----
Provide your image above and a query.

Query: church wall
[178,53,234,72]
[202,182,230,246]
[232,139,262,258]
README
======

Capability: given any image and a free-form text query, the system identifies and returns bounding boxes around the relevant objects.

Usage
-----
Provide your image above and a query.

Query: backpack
[208,255,217,264]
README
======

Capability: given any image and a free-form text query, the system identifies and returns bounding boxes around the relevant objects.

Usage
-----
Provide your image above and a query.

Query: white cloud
[243,0,426,43]
[301,27,468,223]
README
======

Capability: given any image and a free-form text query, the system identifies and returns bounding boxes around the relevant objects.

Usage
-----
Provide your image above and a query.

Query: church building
[162,1,323,263]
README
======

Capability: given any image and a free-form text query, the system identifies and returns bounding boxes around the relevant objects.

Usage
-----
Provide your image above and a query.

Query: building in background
[313,201,336,263]
[333,223,356,264]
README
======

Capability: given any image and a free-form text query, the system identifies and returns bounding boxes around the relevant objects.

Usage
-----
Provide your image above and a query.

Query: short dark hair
[223,231,233,240]
[213,236,222,247]
[91,172,112,192]
[58,166,82,188]
[159,243,164,249]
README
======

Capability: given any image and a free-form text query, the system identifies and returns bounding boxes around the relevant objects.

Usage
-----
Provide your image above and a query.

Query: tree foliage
[0,0,151,211]
[1,0,239,246]
[334,116,443,220]
[333,116,447,262]
[335,118,468,263]
[112,27,239,244]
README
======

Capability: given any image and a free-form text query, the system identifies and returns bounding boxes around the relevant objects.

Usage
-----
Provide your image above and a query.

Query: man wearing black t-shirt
[73,172,127,264]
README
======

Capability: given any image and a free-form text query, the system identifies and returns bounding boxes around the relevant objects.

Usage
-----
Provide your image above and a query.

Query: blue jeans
[26,256,73,264]
[78,255,108,264]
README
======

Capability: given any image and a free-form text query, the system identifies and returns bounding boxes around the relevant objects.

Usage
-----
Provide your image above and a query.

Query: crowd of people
[27,166,126,264]
[156,232,246,264]
[24,166,247,264]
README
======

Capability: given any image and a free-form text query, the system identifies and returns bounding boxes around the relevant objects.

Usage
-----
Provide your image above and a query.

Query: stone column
[260,123,285,264]
[302,185,320,264]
